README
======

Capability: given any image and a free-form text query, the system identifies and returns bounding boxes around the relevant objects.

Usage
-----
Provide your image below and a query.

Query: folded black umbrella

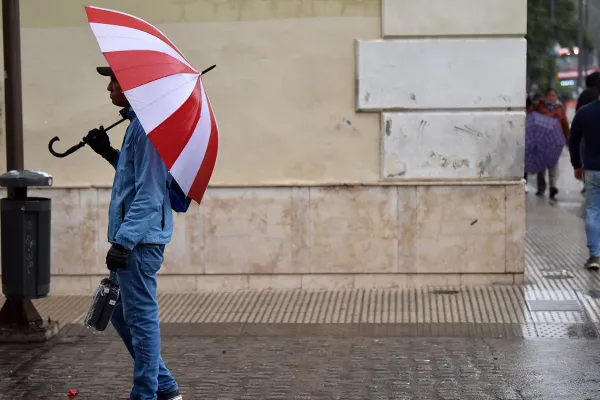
[84,278,120,332]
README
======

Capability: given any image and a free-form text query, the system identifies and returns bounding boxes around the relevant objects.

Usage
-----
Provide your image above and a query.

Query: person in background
[524,95,532,190]
[535,88,570,198]
[575,72,600,194]
[524,94,535,190]
[524,94,566,199]
[577,71,600,111]
[537,88,570,141]
[569,77,600,270]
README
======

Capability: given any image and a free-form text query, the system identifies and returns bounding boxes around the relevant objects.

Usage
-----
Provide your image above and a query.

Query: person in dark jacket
[569,76,600,270]
[577,71,600,111]
[575,72,600,194]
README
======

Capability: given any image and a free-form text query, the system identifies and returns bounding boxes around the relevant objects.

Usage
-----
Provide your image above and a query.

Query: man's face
[107,76,129,107]
[546,90,558,103]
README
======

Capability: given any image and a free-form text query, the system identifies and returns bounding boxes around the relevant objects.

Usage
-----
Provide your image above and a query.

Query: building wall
[32,184,524,294]
[0,0,526,294]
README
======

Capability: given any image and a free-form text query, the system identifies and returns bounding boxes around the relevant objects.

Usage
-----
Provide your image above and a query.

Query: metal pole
[2,0,24,171]
[0,0,52,341]
[585,0,589,77]
[578,0,585,91]
[548,0,556,90]
[582,0,588,79]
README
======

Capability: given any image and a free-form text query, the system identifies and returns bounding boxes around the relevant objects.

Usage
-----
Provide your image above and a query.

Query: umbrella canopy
[524,112,565,174]
[85,6,218,203]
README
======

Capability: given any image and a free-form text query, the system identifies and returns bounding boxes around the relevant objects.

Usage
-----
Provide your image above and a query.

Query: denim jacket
[105,108,173,249]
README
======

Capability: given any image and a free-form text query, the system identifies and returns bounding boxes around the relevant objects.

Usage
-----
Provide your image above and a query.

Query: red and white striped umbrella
[85,6,218,203]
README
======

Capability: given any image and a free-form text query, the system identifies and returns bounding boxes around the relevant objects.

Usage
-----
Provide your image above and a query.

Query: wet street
[2,335,600,399]
[2,150,600,399]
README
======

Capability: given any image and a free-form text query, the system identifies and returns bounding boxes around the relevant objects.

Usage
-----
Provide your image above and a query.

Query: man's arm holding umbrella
[86,128,120,168]
[85,113,128,169]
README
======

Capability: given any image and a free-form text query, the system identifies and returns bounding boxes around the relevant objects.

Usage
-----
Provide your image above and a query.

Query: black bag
[84,278,120,331]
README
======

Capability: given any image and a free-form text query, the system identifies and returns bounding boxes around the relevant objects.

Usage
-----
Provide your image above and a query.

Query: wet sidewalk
[3,161,600,398]
[6,334,600,399]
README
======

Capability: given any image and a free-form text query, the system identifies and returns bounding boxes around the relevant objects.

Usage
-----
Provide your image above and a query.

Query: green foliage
[527,0,594,92]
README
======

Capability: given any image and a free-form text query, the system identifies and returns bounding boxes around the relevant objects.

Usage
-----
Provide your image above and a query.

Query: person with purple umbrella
[524,95,566,199]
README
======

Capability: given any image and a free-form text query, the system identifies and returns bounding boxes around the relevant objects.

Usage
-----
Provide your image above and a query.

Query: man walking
[84,66,182,400]
[575,72,600,195]
[569,78,600,270]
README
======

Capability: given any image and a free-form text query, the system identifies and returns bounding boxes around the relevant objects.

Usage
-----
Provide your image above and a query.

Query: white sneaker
[168,396,182,400]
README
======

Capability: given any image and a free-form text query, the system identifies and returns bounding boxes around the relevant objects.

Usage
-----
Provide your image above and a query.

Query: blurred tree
[586,0,600,52]
[527,0,594,93]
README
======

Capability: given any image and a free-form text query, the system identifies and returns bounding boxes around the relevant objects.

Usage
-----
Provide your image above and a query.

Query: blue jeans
[110,244,179,400]
[585,170,600,257]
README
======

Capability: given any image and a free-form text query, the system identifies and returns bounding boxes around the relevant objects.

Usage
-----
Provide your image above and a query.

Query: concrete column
[356,0,527,280]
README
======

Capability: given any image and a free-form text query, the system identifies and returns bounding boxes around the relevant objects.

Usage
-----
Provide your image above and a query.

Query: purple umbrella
[525,112,566,174]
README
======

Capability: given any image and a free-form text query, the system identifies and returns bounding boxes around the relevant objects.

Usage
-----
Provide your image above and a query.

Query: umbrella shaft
[105,117,126,132]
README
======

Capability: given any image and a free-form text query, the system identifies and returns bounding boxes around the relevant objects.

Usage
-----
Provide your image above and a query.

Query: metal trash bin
[0,170,52,299]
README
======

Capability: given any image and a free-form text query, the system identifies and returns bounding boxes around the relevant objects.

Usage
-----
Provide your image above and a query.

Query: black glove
[84,126,111,155]
[106,243,130,272]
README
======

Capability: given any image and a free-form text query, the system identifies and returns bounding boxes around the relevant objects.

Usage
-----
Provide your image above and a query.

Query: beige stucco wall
[6,0,381,187]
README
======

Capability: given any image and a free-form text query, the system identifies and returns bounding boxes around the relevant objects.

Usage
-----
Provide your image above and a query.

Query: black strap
[161,181,167,229]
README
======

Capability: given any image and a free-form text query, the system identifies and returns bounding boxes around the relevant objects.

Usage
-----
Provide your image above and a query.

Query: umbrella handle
[48,117,128,158]
[48,137,86,158]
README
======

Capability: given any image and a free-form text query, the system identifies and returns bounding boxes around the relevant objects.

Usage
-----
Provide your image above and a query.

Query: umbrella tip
[201,65,216,75]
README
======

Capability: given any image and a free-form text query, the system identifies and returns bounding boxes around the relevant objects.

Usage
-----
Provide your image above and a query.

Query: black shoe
[549,187,558,200]
[585,256,600,270]
[536,182,546,196]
